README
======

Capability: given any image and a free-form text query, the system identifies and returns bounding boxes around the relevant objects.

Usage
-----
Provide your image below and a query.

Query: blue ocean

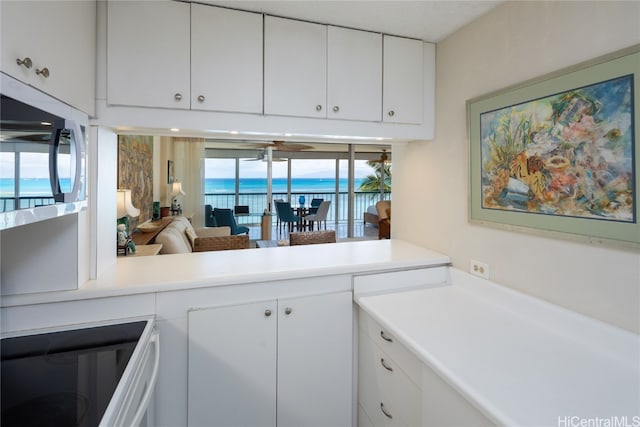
[206,178,366,194]
[1,177,367,196]
[0,178,72,196]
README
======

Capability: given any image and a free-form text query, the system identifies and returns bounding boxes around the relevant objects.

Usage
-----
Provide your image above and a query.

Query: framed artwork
[167,160,174,184]
[468,45,639,247]
[117,135,154,226]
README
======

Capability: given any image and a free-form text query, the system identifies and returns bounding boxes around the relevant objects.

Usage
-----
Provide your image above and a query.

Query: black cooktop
[1,321,146,427]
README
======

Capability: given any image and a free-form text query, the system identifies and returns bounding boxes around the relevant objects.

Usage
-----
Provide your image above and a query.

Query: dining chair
[275,201,302,233]
[213,208,250,235]
[309,198,323,214]
[273,198,284,229]
[304,200,330,230]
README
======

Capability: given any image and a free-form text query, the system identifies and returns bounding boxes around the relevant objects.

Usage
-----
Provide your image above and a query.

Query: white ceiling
[202,0,503,42]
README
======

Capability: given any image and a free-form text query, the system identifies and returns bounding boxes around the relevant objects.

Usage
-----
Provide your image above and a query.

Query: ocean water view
[1,177,367,196]
[206,178,366,194]
[0,178,72,196]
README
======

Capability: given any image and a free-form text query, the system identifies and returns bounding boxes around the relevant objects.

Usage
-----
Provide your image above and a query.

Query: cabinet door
[327,26,382,122]
[0,0,96,115]
[191,4,263,113]
[383,35,424,124]
[278,291,353,427]
[188,301,277,427]
[264,16,327,118]
[107,0,190,109]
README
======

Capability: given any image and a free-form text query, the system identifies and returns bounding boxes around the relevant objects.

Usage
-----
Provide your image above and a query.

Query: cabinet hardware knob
[333,106,339,112]
[174,93,183,101]
[36,67,50,78]
[380,402,393,419]
[380,330,393,342]
[16,57,32,69]
[284,307,292,315]
[197,95,205,102]
[380,358,393,372]
[387,110,395,117]
[264,309,272,317]
[315,104,322,111]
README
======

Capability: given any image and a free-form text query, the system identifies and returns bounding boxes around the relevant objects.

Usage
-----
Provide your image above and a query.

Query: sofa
[154,217,250,254]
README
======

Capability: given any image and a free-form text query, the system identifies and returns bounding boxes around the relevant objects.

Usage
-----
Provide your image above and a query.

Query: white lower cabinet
[358,308,494,427]
[188,291,353,427]
[358,309,422,427]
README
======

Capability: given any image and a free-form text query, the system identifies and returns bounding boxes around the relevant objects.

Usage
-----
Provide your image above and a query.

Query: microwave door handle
[49,125,63,201]
[66,119,85,203]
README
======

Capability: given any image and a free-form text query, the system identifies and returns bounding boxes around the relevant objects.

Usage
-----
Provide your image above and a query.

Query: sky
[205,158,376,179]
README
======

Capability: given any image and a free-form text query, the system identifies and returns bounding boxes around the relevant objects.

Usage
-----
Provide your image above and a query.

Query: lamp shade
[170,181,186,197]
[116,189,140,218]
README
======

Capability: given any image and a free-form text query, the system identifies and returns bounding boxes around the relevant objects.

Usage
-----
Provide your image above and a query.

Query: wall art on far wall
[118,135,154,227]
[167,160,174,184]
[468,45,639,247]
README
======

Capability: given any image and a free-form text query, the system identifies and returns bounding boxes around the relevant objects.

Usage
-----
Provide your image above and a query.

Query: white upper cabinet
[0,0,96,115]
[383,35,424,124]
[327,26,382,122]
[107,1,191,109]
[191,4,263,113]
[264,16,327,118]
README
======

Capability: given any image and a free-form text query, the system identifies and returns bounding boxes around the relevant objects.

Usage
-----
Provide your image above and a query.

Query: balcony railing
[204,191,387,224]
[1,196,56,212]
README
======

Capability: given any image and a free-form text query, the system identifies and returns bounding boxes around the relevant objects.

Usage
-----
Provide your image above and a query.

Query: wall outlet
[470,259,490,280]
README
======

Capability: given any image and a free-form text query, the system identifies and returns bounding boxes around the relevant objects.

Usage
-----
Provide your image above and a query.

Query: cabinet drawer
[359,331,421,427]
[359,309,422,382]
[353,266,448,296]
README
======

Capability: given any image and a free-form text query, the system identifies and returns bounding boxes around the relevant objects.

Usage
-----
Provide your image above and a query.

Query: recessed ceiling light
[230,131,239,135]
[170,128,180,132]
[284,133,293,137]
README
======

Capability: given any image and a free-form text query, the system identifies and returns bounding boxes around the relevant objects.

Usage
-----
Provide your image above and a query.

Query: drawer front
[353,266,448,296]
[359,309,422,383]
[359,331,421,427]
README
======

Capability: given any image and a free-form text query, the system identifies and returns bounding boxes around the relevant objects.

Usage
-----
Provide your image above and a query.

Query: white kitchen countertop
[2,239,450,306]
[356,268,640,426]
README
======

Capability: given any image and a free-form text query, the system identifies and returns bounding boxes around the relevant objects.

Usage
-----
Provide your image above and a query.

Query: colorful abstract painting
[480,75,635,223]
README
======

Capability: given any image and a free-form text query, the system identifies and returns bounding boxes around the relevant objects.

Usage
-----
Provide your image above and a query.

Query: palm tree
[359,160,391,199]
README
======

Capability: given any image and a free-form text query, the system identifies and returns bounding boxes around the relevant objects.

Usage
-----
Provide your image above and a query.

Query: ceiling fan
[369,149,391,164]
[248,140,313,152]
[244,149,288,162]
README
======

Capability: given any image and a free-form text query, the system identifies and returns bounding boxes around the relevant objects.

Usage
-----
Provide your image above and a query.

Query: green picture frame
[467,45,640,248]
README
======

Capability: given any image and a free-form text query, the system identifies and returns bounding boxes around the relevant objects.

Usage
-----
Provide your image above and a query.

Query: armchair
[204,204,216,227]
[289,230,336,246]
[213,208,250,235]
[375,200,391,239]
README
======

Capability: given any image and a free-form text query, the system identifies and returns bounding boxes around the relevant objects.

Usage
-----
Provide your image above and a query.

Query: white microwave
[0,73,87,230]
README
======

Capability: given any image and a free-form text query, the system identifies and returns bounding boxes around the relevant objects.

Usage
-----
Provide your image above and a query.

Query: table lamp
[170,181,186,214]
[117,189,140,232]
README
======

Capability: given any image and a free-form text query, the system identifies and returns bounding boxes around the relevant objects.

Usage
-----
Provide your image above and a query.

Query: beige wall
[394,1,640,332]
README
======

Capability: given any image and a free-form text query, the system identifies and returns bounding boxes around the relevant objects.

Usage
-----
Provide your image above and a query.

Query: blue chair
[213,208,250,235]
[275,201,301,233]
[204,204,216,227]
[309,198,323,214]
